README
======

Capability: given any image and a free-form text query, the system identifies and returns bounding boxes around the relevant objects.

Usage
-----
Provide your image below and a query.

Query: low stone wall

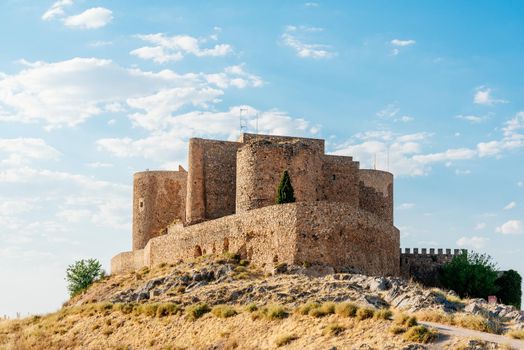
[112,202,400,276]
[400,248,467,287]
[111,250,145,274]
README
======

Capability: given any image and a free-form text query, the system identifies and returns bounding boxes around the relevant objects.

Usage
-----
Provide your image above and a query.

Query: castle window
[139,198,145,211]
[332,174,336,180]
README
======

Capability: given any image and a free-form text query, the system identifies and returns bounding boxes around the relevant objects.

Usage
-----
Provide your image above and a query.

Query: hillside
[1,256,523,350]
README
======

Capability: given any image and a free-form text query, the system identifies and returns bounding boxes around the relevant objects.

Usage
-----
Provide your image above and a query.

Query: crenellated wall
[185,138,241,224]
[400,248,467,287]
[132,169,187,250]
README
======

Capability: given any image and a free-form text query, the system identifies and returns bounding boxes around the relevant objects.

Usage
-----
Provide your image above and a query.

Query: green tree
[440,252,498,299]
[494,269,522,309]
[65,259,105,297]
[276,170,295,204]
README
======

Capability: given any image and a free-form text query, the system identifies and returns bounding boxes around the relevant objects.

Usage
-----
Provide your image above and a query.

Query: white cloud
[391,39,416,47]
[42,0,73,21]
[0,138,60,166]
[390,39,415,55]
[496,220,524,235]
[518,181,523,187]
[413,148,477,164]
[456,236,489,249]
[89,40,113,48]
[131,32,232,63]
[473,86,507,106]
[304,2,319,7]
[503,201,516,210]
[97,105,318,167]
[397,203,415,210]
[456,114,487,124]
[474,222,486,230]
[63,7,113,29]
[0,57,262,130]
[86,162,113,168]
[281,25,335,59]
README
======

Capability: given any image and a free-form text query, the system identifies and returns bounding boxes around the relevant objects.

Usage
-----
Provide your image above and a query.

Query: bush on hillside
[276,170,295,204]
[494,269,522,309]
[440,252,498,299]
[65,259,105,297]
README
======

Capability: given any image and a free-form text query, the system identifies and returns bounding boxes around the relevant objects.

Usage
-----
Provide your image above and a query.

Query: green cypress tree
[276,170,295,204]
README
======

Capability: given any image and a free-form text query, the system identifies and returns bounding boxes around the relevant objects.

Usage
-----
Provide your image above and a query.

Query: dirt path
[420,321,524,349]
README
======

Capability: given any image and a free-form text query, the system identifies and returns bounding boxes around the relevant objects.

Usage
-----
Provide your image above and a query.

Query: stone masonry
[112,133,400,277]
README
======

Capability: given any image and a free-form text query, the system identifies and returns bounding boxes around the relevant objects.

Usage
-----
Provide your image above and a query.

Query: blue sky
[0,0,523,317]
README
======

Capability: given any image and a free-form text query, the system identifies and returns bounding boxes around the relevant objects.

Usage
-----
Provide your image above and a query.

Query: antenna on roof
[239,108,248,134]
[374,154,377,170]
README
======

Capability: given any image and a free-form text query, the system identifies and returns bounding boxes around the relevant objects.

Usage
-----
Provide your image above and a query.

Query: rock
[464,302,486,315]
[369,277,391,291]
[362,294,388,309]
[136,291,149,301]
[143,277,165,292]
[400,345,426,350]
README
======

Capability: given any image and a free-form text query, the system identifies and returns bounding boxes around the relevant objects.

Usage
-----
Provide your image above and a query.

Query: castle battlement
[400,248,467,256]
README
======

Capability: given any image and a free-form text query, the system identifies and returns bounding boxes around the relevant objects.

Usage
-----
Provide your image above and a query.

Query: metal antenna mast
[239,108,248,134]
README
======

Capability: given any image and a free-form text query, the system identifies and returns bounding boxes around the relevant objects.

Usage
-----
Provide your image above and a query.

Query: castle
[111,133,465,282]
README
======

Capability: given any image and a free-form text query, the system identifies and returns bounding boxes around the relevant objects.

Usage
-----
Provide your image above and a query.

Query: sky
[0,0,523,317]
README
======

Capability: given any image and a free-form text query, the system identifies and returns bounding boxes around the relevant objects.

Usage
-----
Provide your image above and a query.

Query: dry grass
[334,302,358,318]
[374,309,393,321]
[507,329,524,340]
[416,309,502,334]
[403,325,438,344]
[211,305,238,318]
[356,307,375,321]
[185,303,211,320]
[274,333,299,347]
[389,325,407,335]
[322,323,346,336]
[252,304,289,321]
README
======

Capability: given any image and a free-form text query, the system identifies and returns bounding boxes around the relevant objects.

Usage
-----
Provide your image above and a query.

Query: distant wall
[185,138,241,224]
[132,170,187,250]
[400,248,467,287]
[113,202,400,277]
[236,138,325,212]
[358,170,394,224]
[111,250,145,274]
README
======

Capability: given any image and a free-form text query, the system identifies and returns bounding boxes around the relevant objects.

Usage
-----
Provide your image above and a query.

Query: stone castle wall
[400,248,467,287]
[320,155,360,207]
[132,170,187,250]
[358,170,394,225]
[185,138,241,224]
[113,202,400,276]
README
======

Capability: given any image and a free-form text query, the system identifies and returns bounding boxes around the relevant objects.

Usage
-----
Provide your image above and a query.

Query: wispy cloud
[41,0,73,21]
[390,39,416,55]
[455,114,487,124]
[456,236,489,249]
[281,25,336,59]
[503,201,516,210]
[131,31,232,63]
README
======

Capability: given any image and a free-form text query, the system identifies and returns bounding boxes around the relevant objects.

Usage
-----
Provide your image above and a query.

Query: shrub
[454,314,502,334]
[415,310,450,325]
[307,302,336,318]
[335,302,358,318]
[374,309,393,320]
[495,269,522,309]
[507,329,524,340]
[296,302,320,316]
[440,252,498,299]
[265,304,289,320]
[156,303,182,317]
[389,325,407,334]
[65,259,105,297]
[137,303,159,317]
[275,334,299,347]
[275,170,295,204]
[403,325,437,343]
[323,323,346,336]
[394,313,418,327]
[186,303,211,320]
[356,307,375,320]
[245,303,258,312]
[211,305,238,318]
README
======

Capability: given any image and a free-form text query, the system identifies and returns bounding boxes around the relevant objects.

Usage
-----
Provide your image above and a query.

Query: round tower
[358,169,394,224]
[132,169,187,250]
